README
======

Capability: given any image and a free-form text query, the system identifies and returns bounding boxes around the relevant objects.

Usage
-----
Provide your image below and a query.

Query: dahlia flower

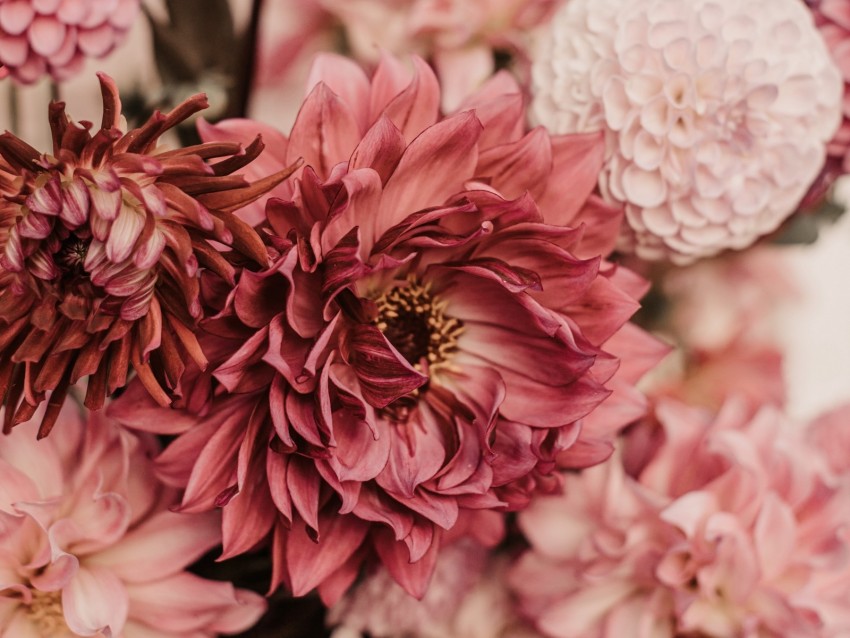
[0,73,296,438]
[511,398,850,637]
[531,0,843,262]
[0,404,265,637]
[111,53,664,602]
[0,0,140,84]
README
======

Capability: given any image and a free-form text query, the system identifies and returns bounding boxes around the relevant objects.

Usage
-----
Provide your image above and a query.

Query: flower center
[26,589,69,636]
[374,277,464,374]
[57,236,90,275]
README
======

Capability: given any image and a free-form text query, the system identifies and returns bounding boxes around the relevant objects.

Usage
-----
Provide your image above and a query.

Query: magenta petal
[287,82,362,179]
[381,56,441,143]
[373,526,441,599]
[180,411,243,512]
[352,484,415,541]
[565,195,624,260]
[285,512,369,596]
[457,70,525,147]
[343,325,427,409]
[377,414,447,499]
[478,127,553,201]
[328,409,390,482]
[305,53,372,132]
[536,131,607,228]
[349,116,406,184]
[377,111,482,237]
[287,456,322,535]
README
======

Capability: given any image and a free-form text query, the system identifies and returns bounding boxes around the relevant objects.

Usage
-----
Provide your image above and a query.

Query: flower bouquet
[1,1,849,636]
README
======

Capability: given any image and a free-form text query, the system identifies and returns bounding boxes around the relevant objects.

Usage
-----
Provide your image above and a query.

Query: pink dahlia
[0,405,265,636]
[0,73,296,438]
[110,53,664,602]
[0,0,140,84]
[530,0,843,263]
[511,398,850,637]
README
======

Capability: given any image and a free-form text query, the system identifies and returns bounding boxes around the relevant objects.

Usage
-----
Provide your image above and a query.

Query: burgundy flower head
[111,54,665,602]
[0,73,297,438]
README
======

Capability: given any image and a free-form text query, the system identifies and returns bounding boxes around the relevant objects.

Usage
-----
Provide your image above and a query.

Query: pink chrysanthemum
[110,53,664,603]
[0,405,265,637]
[0,73,296,438]
[510,398,850,638]
[0,0,140,84]
[530,0,843,263]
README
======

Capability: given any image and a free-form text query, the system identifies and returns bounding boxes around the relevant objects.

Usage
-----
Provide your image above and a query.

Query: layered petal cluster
[111,54,663,602]
[0,73,295,438]
[510,398,850,637]
[0,405,265,637]
[530,0,843,262]
[0,0,140,84]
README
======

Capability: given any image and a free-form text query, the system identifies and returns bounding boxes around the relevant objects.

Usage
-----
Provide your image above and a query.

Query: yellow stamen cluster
[374,277,464,375]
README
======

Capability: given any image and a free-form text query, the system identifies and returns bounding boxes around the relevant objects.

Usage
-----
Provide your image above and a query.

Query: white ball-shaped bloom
[531,0,843,262]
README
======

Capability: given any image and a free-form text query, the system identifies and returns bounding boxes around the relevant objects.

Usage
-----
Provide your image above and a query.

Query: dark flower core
[373,277,464,374]
[57,236,91,275]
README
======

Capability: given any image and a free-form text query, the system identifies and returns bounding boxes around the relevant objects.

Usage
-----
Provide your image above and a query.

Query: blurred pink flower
[110,53,664,603]
[531,0,843,263]
[324,0,559,108]
[0,73,296,438]
[662,245,798,350]
[651,339,786,416]
[329,540,541,638]
[255,0,561,118]
[0,405,265,637]
[0,0,140,84]
[511,398,850,637]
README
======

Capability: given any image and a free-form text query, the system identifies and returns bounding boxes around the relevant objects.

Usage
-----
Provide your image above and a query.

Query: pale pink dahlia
[0,74,295,438]
[110,54,664,603]
[531,0,843,263]
[0,405,265,636]
[0,0,140,84]
[511,398,850,637]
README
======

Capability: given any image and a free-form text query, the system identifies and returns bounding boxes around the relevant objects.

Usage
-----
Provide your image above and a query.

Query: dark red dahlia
[0,73,297,438]
[111,54,665,602]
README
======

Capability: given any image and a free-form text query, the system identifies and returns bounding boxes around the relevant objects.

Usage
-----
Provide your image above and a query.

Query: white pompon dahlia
[531,0,843,263]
